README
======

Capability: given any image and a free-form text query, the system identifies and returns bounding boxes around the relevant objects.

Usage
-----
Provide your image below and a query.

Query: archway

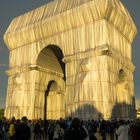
[37,45,65,120]
[37,45,65,80]
[116,69,128,119]
[45,80,58,120]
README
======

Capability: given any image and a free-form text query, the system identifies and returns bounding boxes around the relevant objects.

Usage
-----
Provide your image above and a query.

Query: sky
[0,0,140,108]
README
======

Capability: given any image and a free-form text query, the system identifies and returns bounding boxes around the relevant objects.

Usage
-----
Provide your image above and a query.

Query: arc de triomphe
[4,0,137,120]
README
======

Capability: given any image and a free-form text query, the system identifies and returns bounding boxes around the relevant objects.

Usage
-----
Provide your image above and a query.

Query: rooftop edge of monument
[4,0,137,50]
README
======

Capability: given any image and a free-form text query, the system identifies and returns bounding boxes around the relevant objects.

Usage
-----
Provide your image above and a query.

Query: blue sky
[0,0,140,108]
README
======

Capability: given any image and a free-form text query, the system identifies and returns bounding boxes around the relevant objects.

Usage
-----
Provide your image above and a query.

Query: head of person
[71,117,81,129]
[21,116,28,123]
[119,120,124,125]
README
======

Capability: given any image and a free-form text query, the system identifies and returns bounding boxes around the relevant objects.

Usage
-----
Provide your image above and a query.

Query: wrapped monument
[4,0,137,120]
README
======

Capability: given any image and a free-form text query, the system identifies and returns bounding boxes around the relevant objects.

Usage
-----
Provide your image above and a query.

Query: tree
[0,109,4,119]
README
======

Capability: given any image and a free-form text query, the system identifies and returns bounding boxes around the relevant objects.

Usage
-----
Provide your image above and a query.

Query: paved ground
[95,133,114,140]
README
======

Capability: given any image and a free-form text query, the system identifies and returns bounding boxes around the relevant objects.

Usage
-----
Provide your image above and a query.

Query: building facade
[4,0,137,120]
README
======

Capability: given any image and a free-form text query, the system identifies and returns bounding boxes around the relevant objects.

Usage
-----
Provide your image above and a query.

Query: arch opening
[44,80,59,120]
[116,69,129,119]
[37,45,65,120]
[37,45,65,80]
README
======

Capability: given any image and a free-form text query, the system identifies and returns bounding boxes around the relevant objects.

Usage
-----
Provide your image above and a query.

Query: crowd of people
[0,116,140,140]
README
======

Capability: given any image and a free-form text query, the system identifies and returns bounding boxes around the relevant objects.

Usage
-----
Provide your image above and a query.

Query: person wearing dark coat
[15,116,31,140]
[64,118,87,140]
[100,120,107,140]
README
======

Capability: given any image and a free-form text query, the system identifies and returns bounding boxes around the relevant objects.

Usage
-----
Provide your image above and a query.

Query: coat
[116,124,129,140]
[64,126,87,140]
[15,122,31,140]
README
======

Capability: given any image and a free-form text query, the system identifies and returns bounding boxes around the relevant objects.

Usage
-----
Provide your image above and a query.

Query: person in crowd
[58,118,66,140]
[14,116,31,140]
[99,119,107,140]
[66,117,72,129]
[40,119,45,139]
[8,119,15,140]
[136,119,140,139]
[116,120,129,140]
[130,119,140,140]
[64,117,87,140]
[82,121,90,140]
[28,120,34,140]
[47,121,54,140]
[33,120,42,140]
[108,120,115,140]
[44,119,49,139]
[89,120,98,140]
[0,119,3,140]
[14,119,20,138]
[53,121,61,140]
[1,117,9,140]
